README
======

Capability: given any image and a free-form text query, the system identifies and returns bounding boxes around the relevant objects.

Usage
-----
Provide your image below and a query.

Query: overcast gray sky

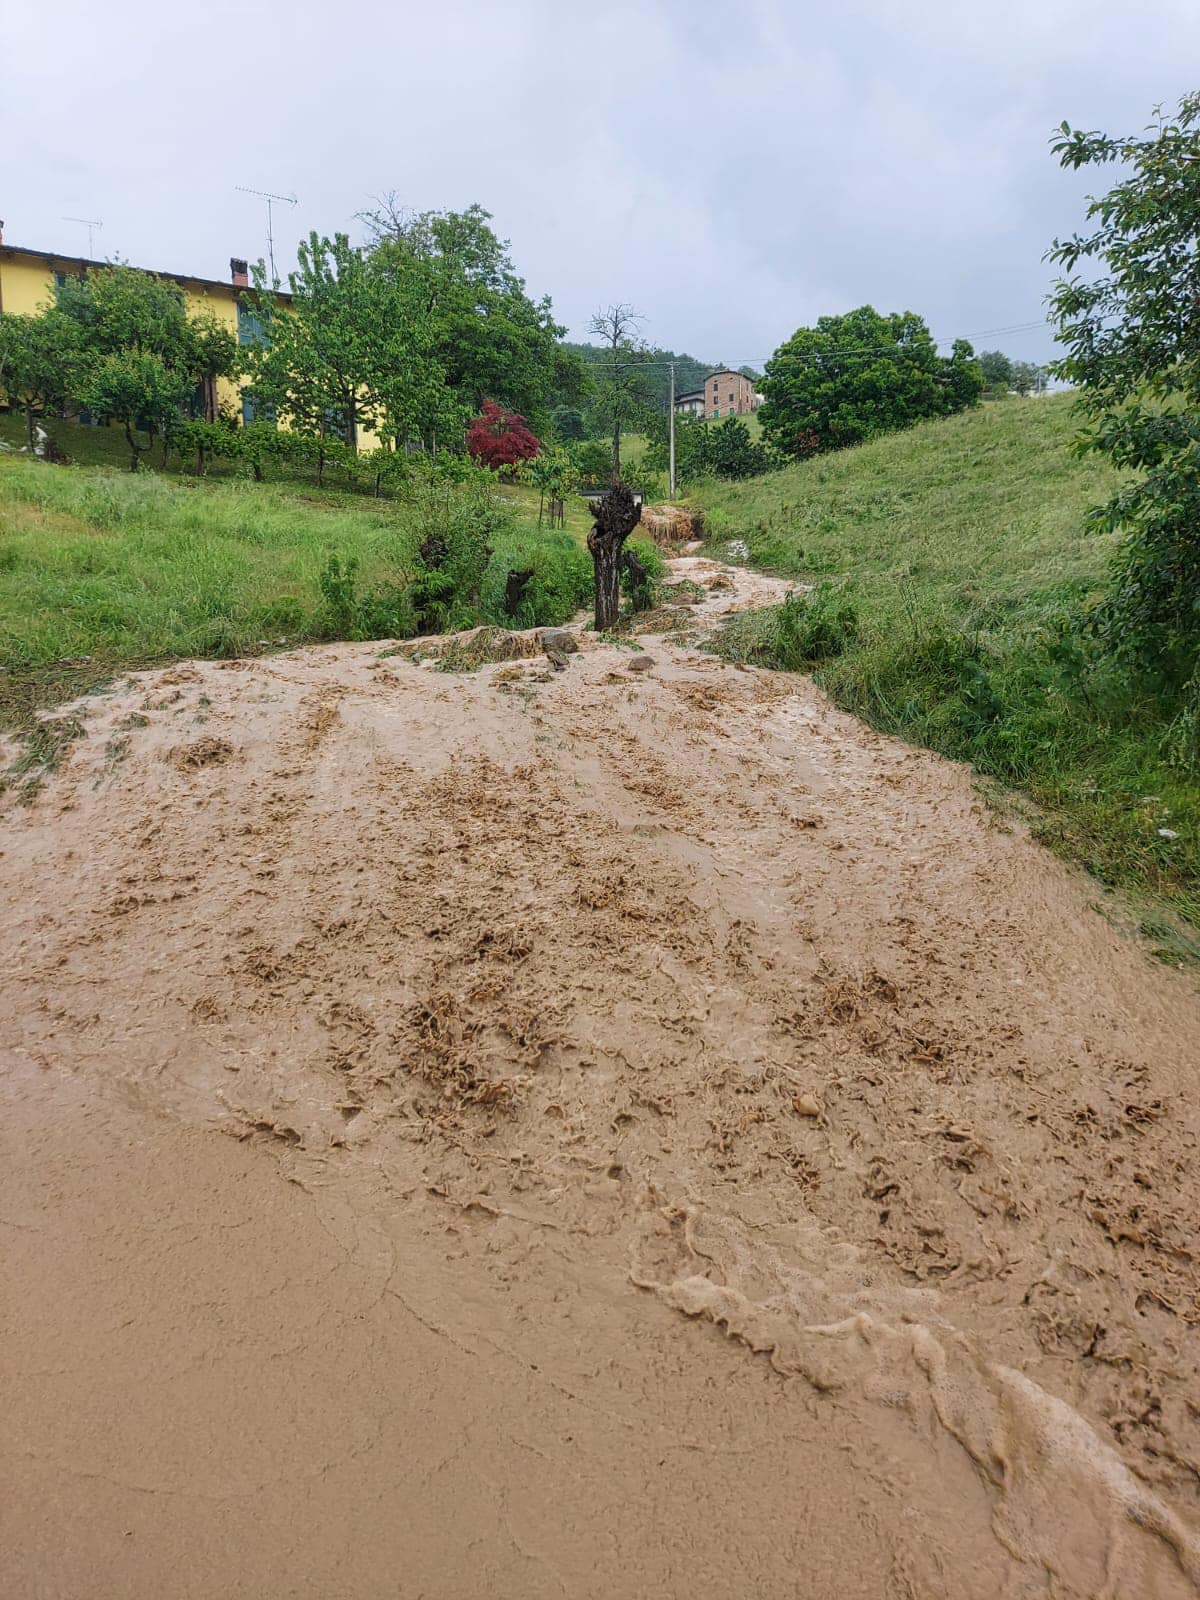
[5,0,1198,366]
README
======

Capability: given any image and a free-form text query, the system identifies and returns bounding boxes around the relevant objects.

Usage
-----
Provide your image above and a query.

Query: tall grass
[697,396,1200,934]
[0,456,600,722]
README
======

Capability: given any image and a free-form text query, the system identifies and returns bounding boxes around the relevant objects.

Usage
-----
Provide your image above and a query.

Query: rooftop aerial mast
[62,216,103,258]
[234,186,297,288]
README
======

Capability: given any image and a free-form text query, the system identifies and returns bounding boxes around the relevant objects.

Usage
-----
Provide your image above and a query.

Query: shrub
[316,552,416,641]
[466,401,540,471]
[480,532,593,628]
[771,584,859,667]
[405,470,515,631]
[621,537,665,613]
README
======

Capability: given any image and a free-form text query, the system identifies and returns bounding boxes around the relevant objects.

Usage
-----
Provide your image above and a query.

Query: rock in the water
[541,628,580,657]
[626,655,655,674]
[545,650,571,672]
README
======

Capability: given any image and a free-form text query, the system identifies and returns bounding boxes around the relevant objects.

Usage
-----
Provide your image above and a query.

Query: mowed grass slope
[696,396,1200,938]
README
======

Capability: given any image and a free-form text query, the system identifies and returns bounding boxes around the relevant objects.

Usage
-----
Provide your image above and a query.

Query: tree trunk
[587,484,641,631]
[623,543,651,611]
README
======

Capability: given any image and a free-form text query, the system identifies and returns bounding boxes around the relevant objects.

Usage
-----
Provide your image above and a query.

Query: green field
[693,395,1200,942]
[0,428,615,730]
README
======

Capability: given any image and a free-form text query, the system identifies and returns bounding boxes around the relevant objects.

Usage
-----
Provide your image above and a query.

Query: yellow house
[0,224,382,450]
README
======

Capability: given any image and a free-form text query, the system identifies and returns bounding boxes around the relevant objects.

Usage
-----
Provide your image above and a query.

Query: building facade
[704,369,761,419]
[0,227,256,422]
[0,226,384,451]
[674,389,705,418]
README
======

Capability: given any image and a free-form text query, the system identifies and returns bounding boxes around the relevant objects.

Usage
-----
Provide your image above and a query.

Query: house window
[236,301,268,348]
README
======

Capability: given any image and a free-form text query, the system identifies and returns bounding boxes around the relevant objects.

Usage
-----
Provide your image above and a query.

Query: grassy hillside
[694,396,1200,941]
[0,452,623,731]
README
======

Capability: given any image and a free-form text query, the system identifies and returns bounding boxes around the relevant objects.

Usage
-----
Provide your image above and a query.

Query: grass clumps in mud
[699,396,1200,929]
[1,712,87,802]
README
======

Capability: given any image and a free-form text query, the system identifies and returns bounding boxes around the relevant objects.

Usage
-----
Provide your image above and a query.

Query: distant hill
[562,344,760,417]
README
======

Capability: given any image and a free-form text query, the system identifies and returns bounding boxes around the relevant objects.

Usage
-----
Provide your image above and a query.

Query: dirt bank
[3,554,1200,1598]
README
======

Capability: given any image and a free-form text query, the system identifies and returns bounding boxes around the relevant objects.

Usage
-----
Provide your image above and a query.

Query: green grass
[0,450,607,730]
[694,395,1200,937]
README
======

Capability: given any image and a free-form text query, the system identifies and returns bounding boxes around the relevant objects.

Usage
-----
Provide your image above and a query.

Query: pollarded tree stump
[588,484,642,631]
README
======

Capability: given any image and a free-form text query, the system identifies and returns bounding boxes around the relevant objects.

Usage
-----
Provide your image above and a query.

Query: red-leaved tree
[466,400,540,470]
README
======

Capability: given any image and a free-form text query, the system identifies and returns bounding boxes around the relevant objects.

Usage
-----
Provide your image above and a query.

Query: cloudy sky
[5,0,1198,367]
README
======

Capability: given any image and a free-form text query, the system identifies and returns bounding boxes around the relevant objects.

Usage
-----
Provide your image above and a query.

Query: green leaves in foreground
[1049,91,1200,685]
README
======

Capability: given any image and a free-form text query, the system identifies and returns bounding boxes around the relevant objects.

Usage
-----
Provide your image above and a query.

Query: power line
[592,319,1055,371]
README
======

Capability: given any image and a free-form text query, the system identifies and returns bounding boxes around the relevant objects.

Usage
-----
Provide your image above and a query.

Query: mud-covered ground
[3,555,1200,1598]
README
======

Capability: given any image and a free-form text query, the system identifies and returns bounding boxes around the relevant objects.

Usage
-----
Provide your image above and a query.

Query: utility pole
[668,361,676,501]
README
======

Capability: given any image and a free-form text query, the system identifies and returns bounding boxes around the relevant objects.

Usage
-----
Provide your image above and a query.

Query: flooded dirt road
[4,554,1200,1597]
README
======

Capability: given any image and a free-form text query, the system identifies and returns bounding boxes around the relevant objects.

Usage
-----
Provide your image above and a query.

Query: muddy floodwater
[4,554,1200,1598]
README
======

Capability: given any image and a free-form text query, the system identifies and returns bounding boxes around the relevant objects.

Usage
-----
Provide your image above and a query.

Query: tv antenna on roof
[235,186,297,288]
[62,216,103,258]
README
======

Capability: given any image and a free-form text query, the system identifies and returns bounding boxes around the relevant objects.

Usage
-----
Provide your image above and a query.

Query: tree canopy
[466,400,540,470]
[53,264,240,469]
[359,200,585,429]
[758,306,983,457]
[0,309,80,451]
[644,412,772,484]
[586,304,654,484]
[244,230,460,457]
[1049,91,1200,678]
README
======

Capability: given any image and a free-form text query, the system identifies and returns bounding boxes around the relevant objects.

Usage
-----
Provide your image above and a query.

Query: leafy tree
[941,339,988,415]
[644,412,772,483]
[55,264,240,470]
[466,400,540,470]
[526,445,578,525]
[1048,92,1200,677]
[587,303,654,484]
[568,437,612,490]
[758,306,984,457]
[187,312,240,422]
[704,415,772,479]
[360,199,586,428]
[1010,360,1045,397]
[247,232,393,451]
[82,348,194,470]
[244,231,459,478]
[978,349,1014,389]
[550,404,586,441]
[0,310,80,451]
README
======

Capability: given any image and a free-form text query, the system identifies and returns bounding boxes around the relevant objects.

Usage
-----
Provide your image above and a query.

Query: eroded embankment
[3,553,1200,1599]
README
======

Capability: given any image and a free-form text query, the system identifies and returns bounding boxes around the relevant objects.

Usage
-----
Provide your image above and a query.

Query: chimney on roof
[230,256,249,287]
